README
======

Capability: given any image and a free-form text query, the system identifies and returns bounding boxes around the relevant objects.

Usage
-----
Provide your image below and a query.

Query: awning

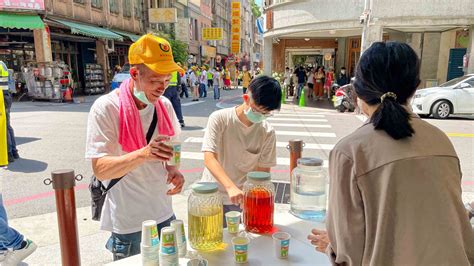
[52,18,123,41]
[0,13,44,30]
[112,29,141,42]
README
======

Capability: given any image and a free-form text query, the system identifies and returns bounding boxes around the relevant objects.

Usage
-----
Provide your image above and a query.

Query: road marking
[184,137,335,150]
[274,114,326,118]
[269,123,332,128]
[446,133,474,138]
[275,130,336,138]
[181,151,328,167]
[182,100,205,107]
[268,118,328,122]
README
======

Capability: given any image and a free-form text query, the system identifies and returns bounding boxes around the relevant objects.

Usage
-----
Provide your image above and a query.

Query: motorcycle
[332,84,356,112]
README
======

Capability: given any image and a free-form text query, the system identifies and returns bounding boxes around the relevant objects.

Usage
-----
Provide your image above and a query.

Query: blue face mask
[244,107,267,124]
[133,82,152,105]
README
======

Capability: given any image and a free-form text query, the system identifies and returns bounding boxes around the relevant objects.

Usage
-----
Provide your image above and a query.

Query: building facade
[263,0,474,86]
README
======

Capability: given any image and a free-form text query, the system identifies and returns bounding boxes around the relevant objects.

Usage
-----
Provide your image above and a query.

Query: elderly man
[85,34,185,261]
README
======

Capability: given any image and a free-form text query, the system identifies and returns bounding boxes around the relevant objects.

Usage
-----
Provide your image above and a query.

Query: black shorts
[308,83,314,89]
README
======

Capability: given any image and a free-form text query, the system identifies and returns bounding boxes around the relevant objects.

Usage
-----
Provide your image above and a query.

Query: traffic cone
[64,87,73,102]
[299,88,305,107]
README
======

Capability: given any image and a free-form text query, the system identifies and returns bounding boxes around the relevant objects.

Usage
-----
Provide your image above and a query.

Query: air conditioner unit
[107,39,115,53]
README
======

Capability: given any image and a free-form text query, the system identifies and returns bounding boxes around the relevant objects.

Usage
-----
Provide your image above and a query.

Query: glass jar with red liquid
[243,172,275,233]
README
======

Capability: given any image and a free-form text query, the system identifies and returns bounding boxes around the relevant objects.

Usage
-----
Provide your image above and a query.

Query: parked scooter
[332,84,356,112]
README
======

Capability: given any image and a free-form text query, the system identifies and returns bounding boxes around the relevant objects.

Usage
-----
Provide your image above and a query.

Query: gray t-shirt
[201,107,277,204]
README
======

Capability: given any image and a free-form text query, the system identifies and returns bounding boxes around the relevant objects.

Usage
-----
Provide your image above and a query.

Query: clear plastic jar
[188,182,223,251]
[290,157,327,221]
[243,172,275,233]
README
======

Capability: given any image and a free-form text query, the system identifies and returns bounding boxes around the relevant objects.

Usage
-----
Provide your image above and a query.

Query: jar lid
[191,182,218,194]
[247,171,271,181]
[297,157,324,166]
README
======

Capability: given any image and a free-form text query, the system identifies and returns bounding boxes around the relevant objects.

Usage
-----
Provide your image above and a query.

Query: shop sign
[149,8,177,23]
[202,28,223,41]
[0,0,45,10]
[231,1,241,54]
[176,18,190,43]
[201,45,216,58]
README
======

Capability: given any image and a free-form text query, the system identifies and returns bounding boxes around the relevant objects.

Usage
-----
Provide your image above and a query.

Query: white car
[111,63,131,90]
[412,74,474,119]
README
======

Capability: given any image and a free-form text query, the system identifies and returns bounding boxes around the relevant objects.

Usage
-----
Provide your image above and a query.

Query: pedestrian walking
[199,66,207,98]
[179,67,189,98]
[201,75,281,224]
[0,62,18,163]
[324,67,334,99]
[307,68,315,99]
[212,67,221,100]
[223,67,231,90]
[307,41,474,265]
[294,65,306,99]
[0,194,37,264]
[189,67,199,102]
[207,68,213,88]
[313,66,324,100]
[241,66,252,94]
[163,71,185,128]
[85,34,185,261]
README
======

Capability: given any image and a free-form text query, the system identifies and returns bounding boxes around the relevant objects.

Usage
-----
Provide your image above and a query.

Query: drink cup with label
[170,219,187,257]
[166,141,181,167]
[272,232,291,259]
[141,220,160,247]
[160,226,177,255]
[225,211,241,234]
[231,236,250,264]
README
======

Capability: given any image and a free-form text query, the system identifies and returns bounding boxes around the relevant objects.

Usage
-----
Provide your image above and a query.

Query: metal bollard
[44,169,83,266]
[287,139,304,176]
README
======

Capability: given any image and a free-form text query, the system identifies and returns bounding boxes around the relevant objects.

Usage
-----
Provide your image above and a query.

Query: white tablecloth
[107,211,330,266]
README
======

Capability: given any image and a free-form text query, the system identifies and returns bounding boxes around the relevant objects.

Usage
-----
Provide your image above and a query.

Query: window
[73,0,85,4]
[134,0,142,18]
[465,78,474,87]
[92,0,102,8]
[123,0,131,17]
[109,0,120,14]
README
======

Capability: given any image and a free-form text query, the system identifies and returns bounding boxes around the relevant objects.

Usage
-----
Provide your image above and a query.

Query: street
[1,88,473,264]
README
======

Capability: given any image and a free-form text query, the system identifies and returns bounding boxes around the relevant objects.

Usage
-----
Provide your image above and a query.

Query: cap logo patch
[160,43,170,53]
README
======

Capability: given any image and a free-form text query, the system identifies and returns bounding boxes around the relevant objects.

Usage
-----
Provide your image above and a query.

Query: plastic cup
[141,220,159,247]
[272,232,291,259]
[231,236,250,264]
[141,244,159,266]
[160,226,177,255]
[166,142,181,167]
[170,219,187,257]
[225,211,241,234]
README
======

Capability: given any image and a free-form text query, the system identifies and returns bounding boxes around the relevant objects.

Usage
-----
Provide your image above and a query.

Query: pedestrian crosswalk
[180,107,339,172]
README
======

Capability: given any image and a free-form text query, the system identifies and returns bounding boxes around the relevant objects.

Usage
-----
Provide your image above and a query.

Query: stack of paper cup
[170,220,187,257]
[159,226,179,266]
[141,220,160,266]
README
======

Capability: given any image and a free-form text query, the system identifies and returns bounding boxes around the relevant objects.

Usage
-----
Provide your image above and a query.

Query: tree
[250,0,262,18]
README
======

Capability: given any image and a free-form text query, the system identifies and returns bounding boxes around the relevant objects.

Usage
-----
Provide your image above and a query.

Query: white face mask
[341,70,346,74]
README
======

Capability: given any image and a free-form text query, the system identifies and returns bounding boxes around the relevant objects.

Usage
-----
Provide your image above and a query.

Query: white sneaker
[1,239,37,266]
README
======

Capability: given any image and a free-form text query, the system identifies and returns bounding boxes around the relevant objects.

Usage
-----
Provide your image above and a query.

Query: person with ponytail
[308,42,474,265]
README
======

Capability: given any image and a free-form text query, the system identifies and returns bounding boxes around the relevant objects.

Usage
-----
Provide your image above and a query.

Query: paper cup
[141,220,159,247]
[141,244,159,266]
[272,232,291,259]
[187,258,208,266]
[170,219,187,257]
[225,211,241,234]
[159,252,179,266]
[160,226,177,255]
[166,142,181,167]
[231,236,250,264]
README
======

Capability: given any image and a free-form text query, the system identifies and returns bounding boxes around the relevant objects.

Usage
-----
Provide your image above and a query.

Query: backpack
[89,108,158,221]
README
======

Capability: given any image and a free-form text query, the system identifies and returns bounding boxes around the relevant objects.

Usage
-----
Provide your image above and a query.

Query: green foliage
[152,31,188,65]
[250,0,262,18]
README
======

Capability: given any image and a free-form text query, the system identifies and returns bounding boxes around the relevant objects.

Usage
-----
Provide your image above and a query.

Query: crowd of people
[282,64,350,101]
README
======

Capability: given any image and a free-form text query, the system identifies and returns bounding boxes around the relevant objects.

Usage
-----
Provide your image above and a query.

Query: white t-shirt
[307,73,314,84]
[200,70,207,84]
[85,90,181,234]
[201,107,277,205]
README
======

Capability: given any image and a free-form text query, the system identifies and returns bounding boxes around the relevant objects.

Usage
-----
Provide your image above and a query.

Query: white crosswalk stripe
[268,117,328,122]
[181,151,328,167]
[184,137,335,150]
[275,130,336,138]
[273,114,326,118]
[269,122,332,128]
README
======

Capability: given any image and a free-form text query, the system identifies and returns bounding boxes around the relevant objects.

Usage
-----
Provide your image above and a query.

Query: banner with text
[231,1,241,54]
[202,27,223,41]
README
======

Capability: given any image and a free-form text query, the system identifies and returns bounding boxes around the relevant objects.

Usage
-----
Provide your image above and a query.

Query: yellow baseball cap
[128,34,184,74]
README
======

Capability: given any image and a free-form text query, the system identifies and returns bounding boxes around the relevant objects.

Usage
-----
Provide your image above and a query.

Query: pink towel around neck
[118,78,175,153]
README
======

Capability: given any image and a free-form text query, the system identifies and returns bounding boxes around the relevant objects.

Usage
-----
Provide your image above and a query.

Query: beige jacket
[326,116,474,266]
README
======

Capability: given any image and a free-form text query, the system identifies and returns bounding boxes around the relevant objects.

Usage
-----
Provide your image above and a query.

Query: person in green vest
[163,71,185,128]
[207,68,213,89]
